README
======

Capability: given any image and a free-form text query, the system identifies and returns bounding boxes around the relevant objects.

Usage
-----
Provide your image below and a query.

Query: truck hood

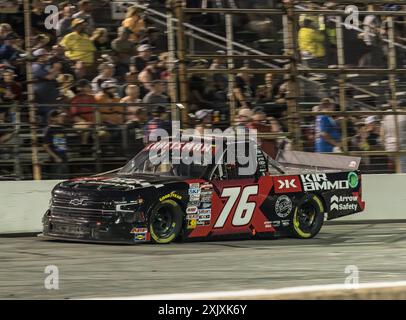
[55,173,184,194]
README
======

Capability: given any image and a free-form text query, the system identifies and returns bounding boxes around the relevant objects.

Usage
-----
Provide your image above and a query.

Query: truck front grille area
[46,206,116,239]
[49,194,117,224]
[50,206,115,223]
[44,195,140,241]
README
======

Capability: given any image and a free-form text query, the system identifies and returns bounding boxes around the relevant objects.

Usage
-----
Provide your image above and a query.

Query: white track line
[89,281,406,300]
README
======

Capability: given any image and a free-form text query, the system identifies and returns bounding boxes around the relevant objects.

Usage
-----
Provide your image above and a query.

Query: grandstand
[0,0,406,180]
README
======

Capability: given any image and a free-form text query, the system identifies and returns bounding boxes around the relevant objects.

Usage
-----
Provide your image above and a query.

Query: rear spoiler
[276,150,361,171]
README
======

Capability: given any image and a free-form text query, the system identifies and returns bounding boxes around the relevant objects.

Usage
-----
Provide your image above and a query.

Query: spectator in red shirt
[0,69,22,103]
[70,79,96,144]
[248,109,282,159]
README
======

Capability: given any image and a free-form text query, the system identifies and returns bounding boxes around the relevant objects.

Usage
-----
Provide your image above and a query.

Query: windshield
[119,148,211,178]
[119,140,285,178]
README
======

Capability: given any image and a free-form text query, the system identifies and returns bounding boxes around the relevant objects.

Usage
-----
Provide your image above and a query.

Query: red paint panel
[188,176,275,238]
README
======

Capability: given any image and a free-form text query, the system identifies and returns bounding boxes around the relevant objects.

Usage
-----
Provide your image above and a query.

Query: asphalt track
[1,222,406,299]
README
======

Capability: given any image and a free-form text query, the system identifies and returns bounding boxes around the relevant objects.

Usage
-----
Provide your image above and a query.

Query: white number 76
[214,186,259,228]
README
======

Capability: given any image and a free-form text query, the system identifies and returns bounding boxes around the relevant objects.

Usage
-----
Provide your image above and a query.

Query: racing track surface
[1,222,406,299]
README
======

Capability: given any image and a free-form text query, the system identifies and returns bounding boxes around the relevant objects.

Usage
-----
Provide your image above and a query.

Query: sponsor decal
[198,209,211,214]
[348,172,359,188]
[273,176,302,193]
[201,202,211,208]
[201,196,212,202]
[197,209,211,221]
[189,194,200,202]
[188,188,200,195]
[301,173,349,191]
[186,214,199,220]
[197,220,210,226]
[130,227,148,234]
[269,220,290,228]
[146,141,214,153]
[257,149,267,173]
[131,227,148,242]
[186,206,198,214]
[135,233,146,241]
[275,195,293,218]
[187,219,197,229]
[189,183,200,189]
[271,220,280,227]
[187,201,200,207]
[264,221,273,228]
[198,214,211,220]
[330,195,358,211]
[200,191,212,197]
[201,183,213,189]
[159,192,182,202]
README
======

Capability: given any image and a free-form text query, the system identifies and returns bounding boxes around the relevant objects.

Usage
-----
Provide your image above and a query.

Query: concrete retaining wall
[340,174,406,221]
[0,180,61,234]
[0,174,405,234]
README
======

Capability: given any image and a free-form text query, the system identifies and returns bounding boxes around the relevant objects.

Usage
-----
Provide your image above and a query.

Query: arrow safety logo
[330,195,358,211]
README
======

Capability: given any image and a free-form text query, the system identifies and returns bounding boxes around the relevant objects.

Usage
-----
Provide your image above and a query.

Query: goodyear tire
[149,199,183,244]
[290,195,324,239]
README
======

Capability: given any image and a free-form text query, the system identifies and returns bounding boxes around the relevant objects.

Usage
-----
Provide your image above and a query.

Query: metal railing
[167,0,406,173]
[3,0,406,179]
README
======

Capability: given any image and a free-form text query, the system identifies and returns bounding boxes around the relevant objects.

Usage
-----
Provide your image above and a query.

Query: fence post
[283,1,301,150]
[166,0,179,123]
[335,15,348,153]
[24,0,42,180]
[173,0,189,127]
[387,16,401,173]
[225,13,236,126]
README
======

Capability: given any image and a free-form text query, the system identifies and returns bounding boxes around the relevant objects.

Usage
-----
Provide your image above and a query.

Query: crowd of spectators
[0,1,173,177]
[0,0,406,178]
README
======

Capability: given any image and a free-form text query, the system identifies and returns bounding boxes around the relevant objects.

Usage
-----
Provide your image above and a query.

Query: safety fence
[1,101,405,180]
[165,0,406,173]
[2,1,406,179]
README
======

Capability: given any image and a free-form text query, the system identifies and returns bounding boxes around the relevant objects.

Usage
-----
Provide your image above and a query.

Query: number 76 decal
[214,186,259,228]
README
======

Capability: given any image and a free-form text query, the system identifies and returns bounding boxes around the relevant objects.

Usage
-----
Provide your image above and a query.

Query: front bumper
[42,212,150,244]
[38,233,138,244]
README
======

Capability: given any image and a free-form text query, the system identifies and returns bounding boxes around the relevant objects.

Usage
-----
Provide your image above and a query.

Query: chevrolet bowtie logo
[330,195,339,210]
[69,199,85,206]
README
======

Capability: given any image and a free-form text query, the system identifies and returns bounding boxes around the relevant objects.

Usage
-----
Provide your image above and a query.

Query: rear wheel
[149,199,183,244]
[291,195,324,239]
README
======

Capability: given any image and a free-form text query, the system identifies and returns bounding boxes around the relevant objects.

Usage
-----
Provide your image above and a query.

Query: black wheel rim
[297,203,317,233]
[151,206,175,238]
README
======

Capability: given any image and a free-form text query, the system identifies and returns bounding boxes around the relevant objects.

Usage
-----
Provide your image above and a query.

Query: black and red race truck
[41,137,365,244]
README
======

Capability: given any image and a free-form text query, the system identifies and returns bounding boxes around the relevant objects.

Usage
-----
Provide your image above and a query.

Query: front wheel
[149,199,183,244]
[290,195,324,239]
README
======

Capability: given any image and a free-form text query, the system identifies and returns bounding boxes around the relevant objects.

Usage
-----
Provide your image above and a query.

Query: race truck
[41,137,365,244]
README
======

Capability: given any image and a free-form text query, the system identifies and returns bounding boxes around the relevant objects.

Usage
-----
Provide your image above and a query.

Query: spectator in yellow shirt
[298,19,325,67]
[121,6,146,43]
[60,18,96,65]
